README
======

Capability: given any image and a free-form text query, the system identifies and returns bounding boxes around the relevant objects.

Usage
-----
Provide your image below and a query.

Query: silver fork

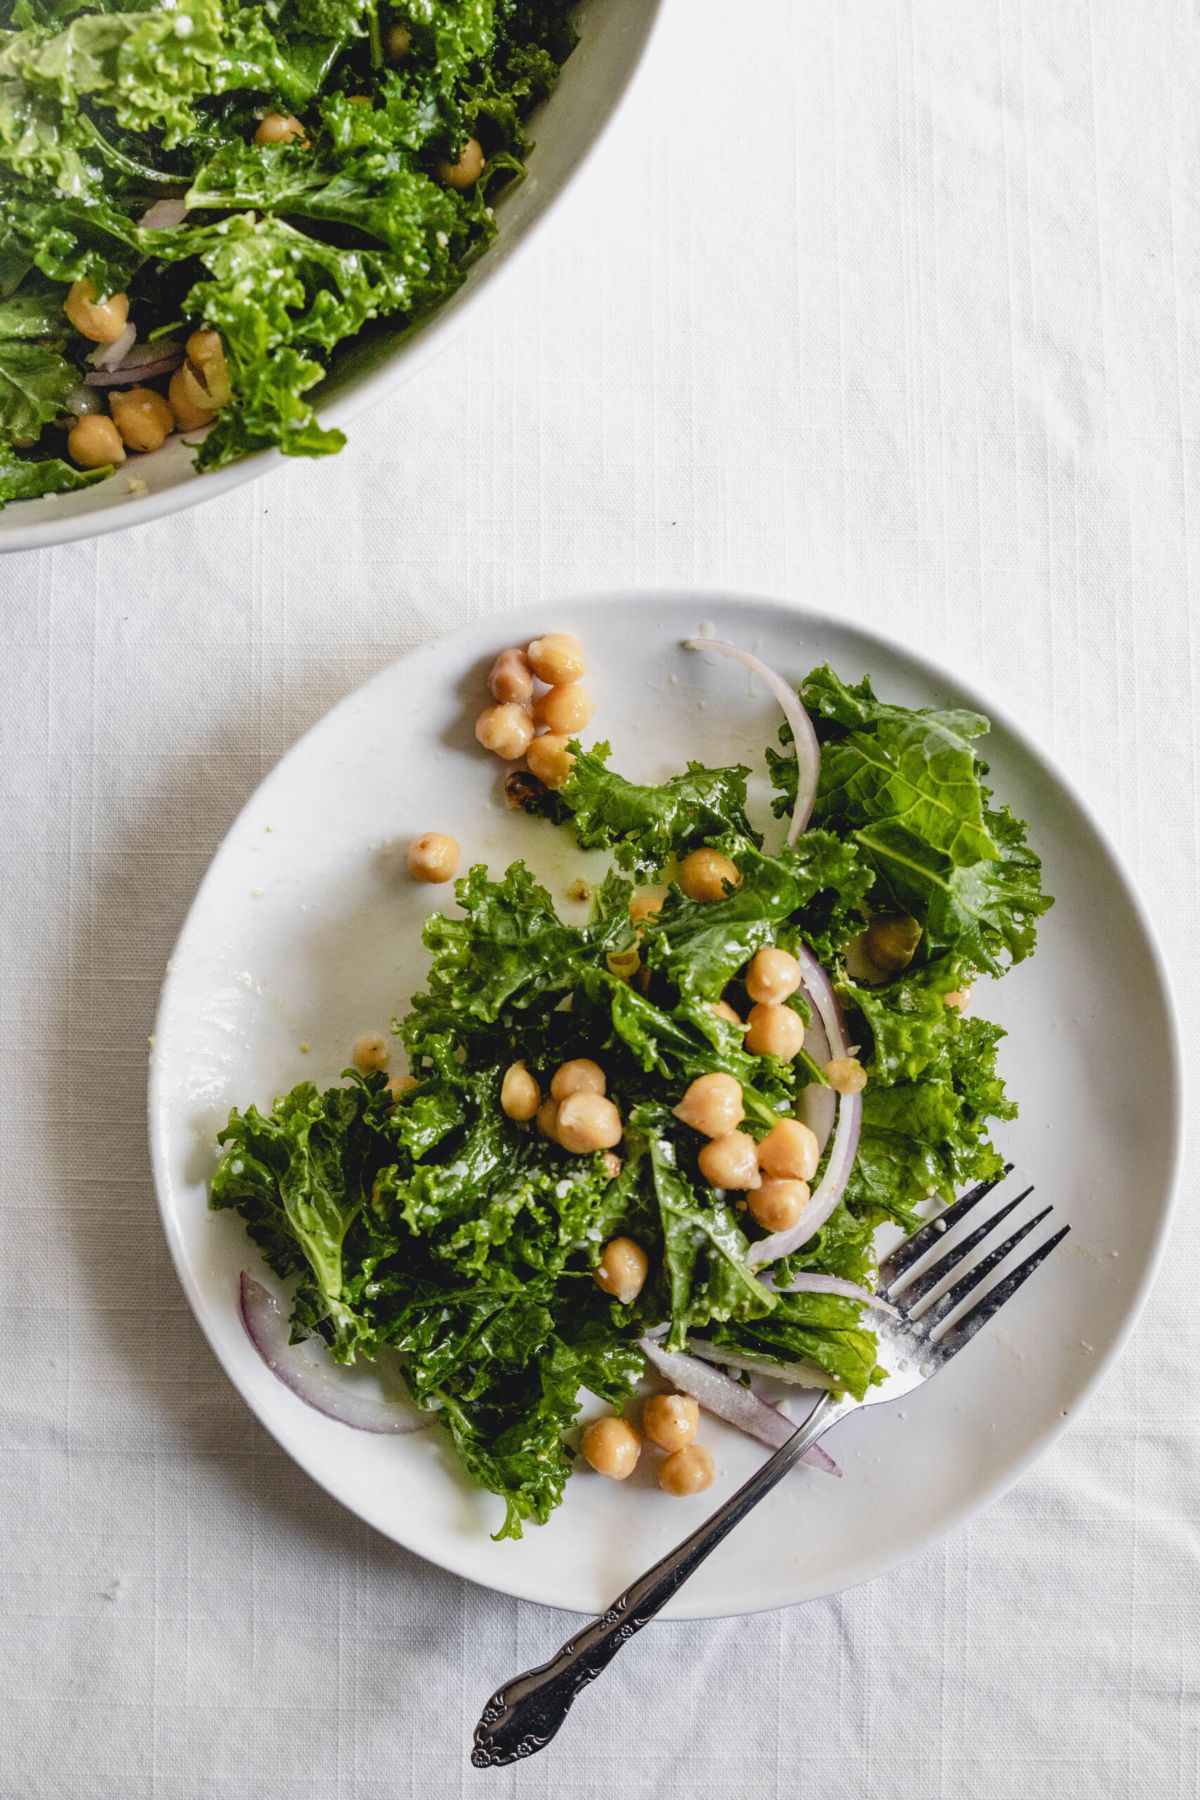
[471,1166,1069,1767]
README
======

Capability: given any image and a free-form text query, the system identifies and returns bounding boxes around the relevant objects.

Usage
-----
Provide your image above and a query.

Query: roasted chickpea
[353,1032,390,1073]
[643,1393,699,1453]
[756,1116,820,1181]
[475,702,535,761]
[536,1096,561,1142]
[748,1177,810,1233]
[744,1002,805,1059]
[944,985,973,1012]
[710,999,746,1029]
[593,1236,648,1304]
[745,945,802,1005]
[168,365,215,431]
[108,386,173,454]
[436,135,484,188]
[629,891,665,924]
[254,111,307,146]
[864,914,922,974]
[658,1443,715,1496]
[63,277,129,345]
[527,633,585,684]
[488,647,534,705]
[580,1414,640,1479]
[526,732,574,789]
[826,1056,868,1095]
[533,684,594,734]
[185,329,231,406]
[407,831,460,883]
[387,1073,418,1100]
[697,1130,761,1191]
[500,1060,540,1122]
[673,1073,744,1138]
[678,848,740,903]
[66,414,125,470]
[386,20,412,57]
[551,1058,606,1100]
[556,1091,622,1154]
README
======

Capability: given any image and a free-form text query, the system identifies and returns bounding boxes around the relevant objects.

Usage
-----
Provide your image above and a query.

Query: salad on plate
[0,0,577,507]
[211,629,1052,1539]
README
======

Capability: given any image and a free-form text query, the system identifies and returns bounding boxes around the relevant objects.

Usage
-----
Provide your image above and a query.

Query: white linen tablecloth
[2,1,1198,1794]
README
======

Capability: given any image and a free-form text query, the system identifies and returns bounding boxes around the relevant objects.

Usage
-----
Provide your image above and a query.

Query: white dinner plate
[148,593,1182,1619]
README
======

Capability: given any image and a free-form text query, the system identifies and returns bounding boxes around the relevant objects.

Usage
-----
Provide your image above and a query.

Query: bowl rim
[0,0,665,556]
[146,586,1186,1618]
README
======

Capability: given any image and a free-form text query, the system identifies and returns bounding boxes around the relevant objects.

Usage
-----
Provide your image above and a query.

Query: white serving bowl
[0,0,661,555]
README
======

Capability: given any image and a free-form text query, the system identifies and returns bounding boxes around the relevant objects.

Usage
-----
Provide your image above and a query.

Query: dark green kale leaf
[0,438,109,500]
[0,334,76,440]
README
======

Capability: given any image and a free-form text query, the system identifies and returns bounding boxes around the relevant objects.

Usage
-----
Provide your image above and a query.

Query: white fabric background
[2,0,1198,1794]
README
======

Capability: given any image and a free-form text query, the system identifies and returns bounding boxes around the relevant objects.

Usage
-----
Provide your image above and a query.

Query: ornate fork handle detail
[471,1391,844,1767]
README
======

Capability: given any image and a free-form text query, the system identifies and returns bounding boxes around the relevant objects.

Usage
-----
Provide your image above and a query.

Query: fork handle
[470,1391,841,1768]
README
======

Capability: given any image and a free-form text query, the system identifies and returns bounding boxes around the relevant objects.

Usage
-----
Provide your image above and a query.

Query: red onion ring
[239,1272,430,1435]
[747,949,863,1267]
[641,1336,840,1474]
[684,1337,840,1392]
[85,345,184,387]
[87,322,136,371]
[770,1271,898,1316]
[138,197,188,229]
[682,635,821,840]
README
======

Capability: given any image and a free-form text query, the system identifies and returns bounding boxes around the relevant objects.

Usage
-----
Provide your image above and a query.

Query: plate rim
[147,588,1185,1618]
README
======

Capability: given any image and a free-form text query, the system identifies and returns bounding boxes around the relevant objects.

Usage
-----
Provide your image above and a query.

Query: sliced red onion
[684,1337,840,1392]
[239,1272,430,1435]
[747,949,863,1267]
[138,197,188,229]
[797,1003,836,1151]
[682,635,820,840]
[87,322,136,371]
[772,1272,898,1316]
[641,1337,839,1474]
[85,343,184,387]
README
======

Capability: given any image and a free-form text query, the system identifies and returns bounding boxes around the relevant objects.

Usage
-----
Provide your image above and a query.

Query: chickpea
[580,1414,640,1479]
[407,831,460,883]
[710,999,745,1029]
[678,848,740,903]
[864,914,922,974]
[826,1056,868,1095]
[658,1443,715,1496]
[386,20,412,57]
[551,1058,606,1100]
[254,111,307,146]
[526,732,574,789]
[629,891,664,924]
[593,1236,648,1304]
[353,1032,390,1073]
[745,1002,805,1059]
[168,365,215,431]
[535,1096,560,1142]
[185,328,231,406]
[108,386,173,454]
[488,647,534,705]
[500,1060,540,1122]
[436,135,485,189]
[475,702,535,761]
[642,1392,699,1453]
[387,1073,418,1100]
[748,1177,811,1233]
[944,985,973,1012]
[556,1091,622,1154]
[601,1150,622,1181]
[66,413,125,470]
[527,633,585,684]
[745,945,802,1005]
[63,277,129,345]
[673,1073,744,1138]
[697,1130,761,1191]
[756,1116,820,1181]
[533,683,594,734]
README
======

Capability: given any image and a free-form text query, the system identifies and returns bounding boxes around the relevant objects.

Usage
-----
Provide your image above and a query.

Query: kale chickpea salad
[0,0,578,507]
[212,630,1052,1539]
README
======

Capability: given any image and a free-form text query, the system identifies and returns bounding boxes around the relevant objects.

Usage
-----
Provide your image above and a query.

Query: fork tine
[889,1189,1032,1309]
[878,1166,1013,1290]
[905,1205,1052,1333]
[933,1224,1072,1359]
